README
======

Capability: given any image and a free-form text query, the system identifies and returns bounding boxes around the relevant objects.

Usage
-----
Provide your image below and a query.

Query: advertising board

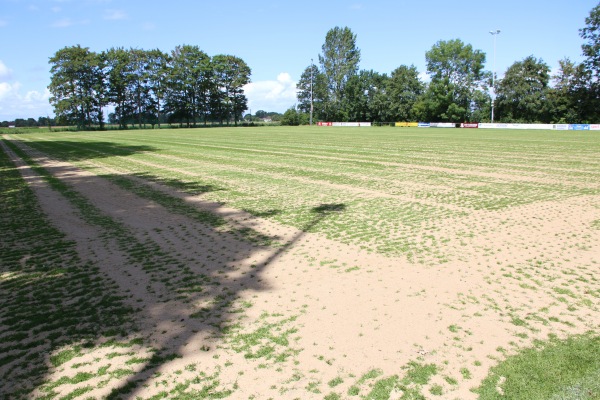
[569,124,590,130]
[395,122,419,127]
[460,123,479,128]
[418,122,431,128]
[429,122,455,128]
[331,122,371,127]
[590,124,600,130]
[481,123,553,130]
[317,122,332,126]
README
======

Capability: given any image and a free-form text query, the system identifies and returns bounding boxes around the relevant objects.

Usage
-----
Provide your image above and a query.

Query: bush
[280,108,309,126]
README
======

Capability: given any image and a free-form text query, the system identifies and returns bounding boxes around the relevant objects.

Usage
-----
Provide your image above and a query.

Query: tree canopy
[48,45,250,128]
[495,56,551,123]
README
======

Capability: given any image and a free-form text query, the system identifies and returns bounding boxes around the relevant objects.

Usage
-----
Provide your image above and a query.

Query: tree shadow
[20,140,158,162]
[1,136,349,398]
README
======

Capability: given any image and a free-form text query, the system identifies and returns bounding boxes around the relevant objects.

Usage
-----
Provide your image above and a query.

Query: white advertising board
[429,122,455,128]
[480,123,552,130]
[331,122,372,127]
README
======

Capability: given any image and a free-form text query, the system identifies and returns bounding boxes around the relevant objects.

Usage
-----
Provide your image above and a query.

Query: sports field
[1,126,599,399]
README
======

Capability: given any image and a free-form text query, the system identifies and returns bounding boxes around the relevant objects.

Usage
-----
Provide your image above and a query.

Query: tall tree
[49,45,106,129]
[210,55,251,125]
[165,45,212,127]
[581,2,600,80]
[424,39,487,121]
[297,63,327,121]
[495,56,551,123]
[387,65,424,121]
[579,2,600,122]
[550,58,596,123]
[341,70,388,122]
[318,26,361,120]
[129,49,154,128]
[145,49,170,128]
[104,47,135,128]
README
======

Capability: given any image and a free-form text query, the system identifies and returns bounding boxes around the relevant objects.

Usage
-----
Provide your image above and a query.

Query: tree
[548,58,596,123]
[318,26,361,120]
[297,63,328,121]
[49,45,106,129]
[104,47,135,128]
[495,56,551,123]
[581,2,600,80]
[47,44,252,129]
[128,49,155,128]
[165,45,212,127]
[145,49,170,128]
[255,110,268,119]
[578,2,600,122]
[340,70,389,122]
[210,55,251,125]
[281,107,308,126]
[387,65,424,121]
[424,39,487,121]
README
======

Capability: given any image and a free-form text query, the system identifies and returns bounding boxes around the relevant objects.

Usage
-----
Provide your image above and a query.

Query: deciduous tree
[49,45,106,128]
[495,56,551,123]
[387,65,424,121]
[318,26,361,120]
[165,45,212,127]
[424,39,487,122]
[211,55,251,125]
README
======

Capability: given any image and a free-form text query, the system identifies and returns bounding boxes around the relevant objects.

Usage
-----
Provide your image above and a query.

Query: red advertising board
[317,122,332,126]
[460,123,479,128]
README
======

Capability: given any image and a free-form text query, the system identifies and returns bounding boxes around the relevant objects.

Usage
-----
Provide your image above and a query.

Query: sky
[0,0,598,121]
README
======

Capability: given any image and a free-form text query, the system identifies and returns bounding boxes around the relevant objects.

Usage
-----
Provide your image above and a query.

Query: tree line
[292,3,600,125]
[48,45,251,129]
[1,116,56,128]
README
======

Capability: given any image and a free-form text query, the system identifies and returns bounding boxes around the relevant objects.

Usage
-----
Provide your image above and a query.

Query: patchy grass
[477,334,600,399]
[0,140,141,398]
[13,127,600,264]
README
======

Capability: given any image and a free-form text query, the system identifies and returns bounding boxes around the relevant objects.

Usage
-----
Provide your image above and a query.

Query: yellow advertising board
[395,122,419,127]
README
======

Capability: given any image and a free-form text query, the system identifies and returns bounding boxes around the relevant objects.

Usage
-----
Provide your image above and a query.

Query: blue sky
[0,0,597,121]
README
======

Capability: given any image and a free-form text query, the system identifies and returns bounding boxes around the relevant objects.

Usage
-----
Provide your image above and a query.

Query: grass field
[1,126,599,399]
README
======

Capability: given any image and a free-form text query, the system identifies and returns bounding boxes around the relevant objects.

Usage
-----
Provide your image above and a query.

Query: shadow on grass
[0,136,348,398]
[18,140,157,162]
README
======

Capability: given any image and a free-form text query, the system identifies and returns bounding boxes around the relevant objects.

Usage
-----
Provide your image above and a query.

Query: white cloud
[104,9,127,20]
[0,60,12,80]
[243,72,298,113]
[51,17,74,28]
[0,81,21,100]
[0,86,52,121]
[418,71,431,83]
[51,17,90,28]
[0,61,52,120]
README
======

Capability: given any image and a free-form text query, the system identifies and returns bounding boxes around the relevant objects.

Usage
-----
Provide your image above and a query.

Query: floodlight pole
[490,30,501,123]
[310,58,314,126]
